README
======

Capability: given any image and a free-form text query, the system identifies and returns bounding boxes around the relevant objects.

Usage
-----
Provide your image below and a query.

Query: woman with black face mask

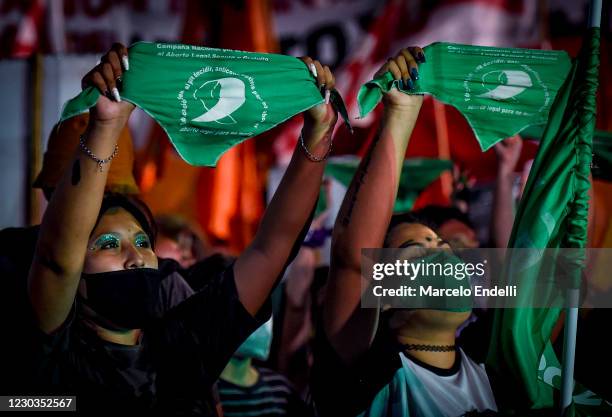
[26,43,337,415]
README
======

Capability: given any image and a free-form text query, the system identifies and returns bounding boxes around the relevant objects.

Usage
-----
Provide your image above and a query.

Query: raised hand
[299,56,338,133]
[375,47,426,110]
[81,43,134,126]
[494,135,523,175]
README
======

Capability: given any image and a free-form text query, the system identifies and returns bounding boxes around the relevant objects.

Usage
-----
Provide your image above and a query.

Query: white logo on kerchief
[478,70,533,101]
[191,77,246,124]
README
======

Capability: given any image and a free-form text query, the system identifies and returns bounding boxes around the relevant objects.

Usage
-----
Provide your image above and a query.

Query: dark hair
[413,205,474,230]
[155,215,206,245]
[94,193,157,249]
[384,212,433,248]
[155,214,208,260]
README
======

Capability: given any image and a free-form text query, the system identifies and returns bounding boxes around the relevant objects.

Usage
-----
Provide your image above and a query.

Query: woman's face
[83,207,158,274]
[385,222,471,330]
[155,232,196,269]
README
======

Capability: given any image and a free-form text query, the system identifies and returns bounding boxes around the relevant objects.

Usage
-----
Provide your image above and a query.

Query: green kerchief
[358,42,571,151]
[61,42,350,166]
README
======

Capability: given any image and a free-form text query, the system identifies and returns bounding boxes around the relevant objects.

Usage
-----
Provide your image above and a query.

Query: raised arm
[322,49,425,364]
[491,135,522,250]
[234,57,338,316]
[28,44,133,333]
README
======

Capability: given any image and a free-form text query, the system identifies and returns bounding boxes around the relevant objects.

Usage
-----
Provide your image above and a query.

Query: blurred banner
[0,0,186,57]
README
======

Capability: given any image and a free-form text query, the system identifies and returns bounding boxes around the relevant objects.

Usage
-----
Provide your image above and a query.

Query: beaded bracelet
[79,135,119,172]
[299,131,332,162]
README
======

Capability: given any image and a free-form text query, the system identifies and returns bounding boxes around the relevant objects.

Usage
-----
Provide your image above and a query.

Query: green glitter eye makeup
[88,232,151,251]
[134,233,151,248]
[92,233,120,250]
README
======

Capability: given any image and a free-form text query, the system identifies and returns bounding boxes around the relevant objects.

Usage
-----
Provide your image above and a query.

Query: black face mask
[80,268,163,330]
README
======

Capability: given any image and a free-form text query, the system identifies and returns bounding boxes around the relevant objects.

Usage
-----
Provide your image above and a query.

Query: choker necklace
[403,343,456,352]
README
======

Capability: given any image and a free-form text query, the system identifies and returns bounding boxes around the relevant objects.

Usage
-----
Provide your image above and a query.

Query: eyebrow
[398,240,421,248]
[93,232,121,242]
[92,228,147,243]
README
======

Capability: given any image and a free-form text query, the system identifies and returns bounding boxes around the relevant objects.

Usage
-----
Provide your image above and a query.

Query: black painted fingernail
[420,53,427,63]
[407,79,414,89]
[411,68,419,80]
[399,79,406,89]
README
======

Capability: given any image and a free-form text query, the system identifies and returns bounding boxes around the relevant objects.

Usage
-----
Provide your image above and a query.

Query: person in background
[218,319,311,417]
[154,214,235,291]
[490,135,523,250]
[273,208,331,395]
[155,214,210,269]
[412,135,523,251]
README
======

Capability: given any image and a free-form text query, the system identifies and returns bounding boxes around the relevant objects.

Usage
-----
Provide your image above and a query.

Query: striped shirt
[218,367,310,417]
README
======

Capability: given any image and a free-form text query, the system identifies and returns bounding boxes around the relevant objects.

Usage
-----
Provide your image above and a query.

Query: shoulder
[313,317,401,378]
[20,302,79,382]
[158,254,236,292]
[182,254,236,291]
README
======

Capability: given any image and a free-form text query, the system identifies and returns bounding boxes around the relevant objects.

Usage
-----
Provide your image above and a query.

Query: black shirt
[311,319,402,417]
[24,264,271,416]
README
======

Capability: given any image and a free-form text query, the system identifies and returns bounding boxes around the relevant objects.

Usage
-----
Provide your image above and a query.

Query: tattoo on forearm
[340,132,382,226]
[71,159,81,186]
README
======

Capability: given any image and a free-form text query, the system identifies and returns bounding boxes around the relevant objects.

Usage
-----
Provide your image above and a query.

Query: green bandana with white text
[358,42,571,151]
[61,42,350,166]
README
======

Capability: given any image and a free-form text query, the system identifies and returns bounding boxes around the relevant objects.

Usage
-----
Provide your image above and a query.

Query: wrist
[86,117,127,138]
[79,134,119,172]
[303,116,335,136]
[303,114,334,143]
[383,94,423,112]
[81,120,125,163]
[299,129,332,162]
[497,168,515,181]
[383,102,422,119]
[303,101,337,134]
[90,115,128,128]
